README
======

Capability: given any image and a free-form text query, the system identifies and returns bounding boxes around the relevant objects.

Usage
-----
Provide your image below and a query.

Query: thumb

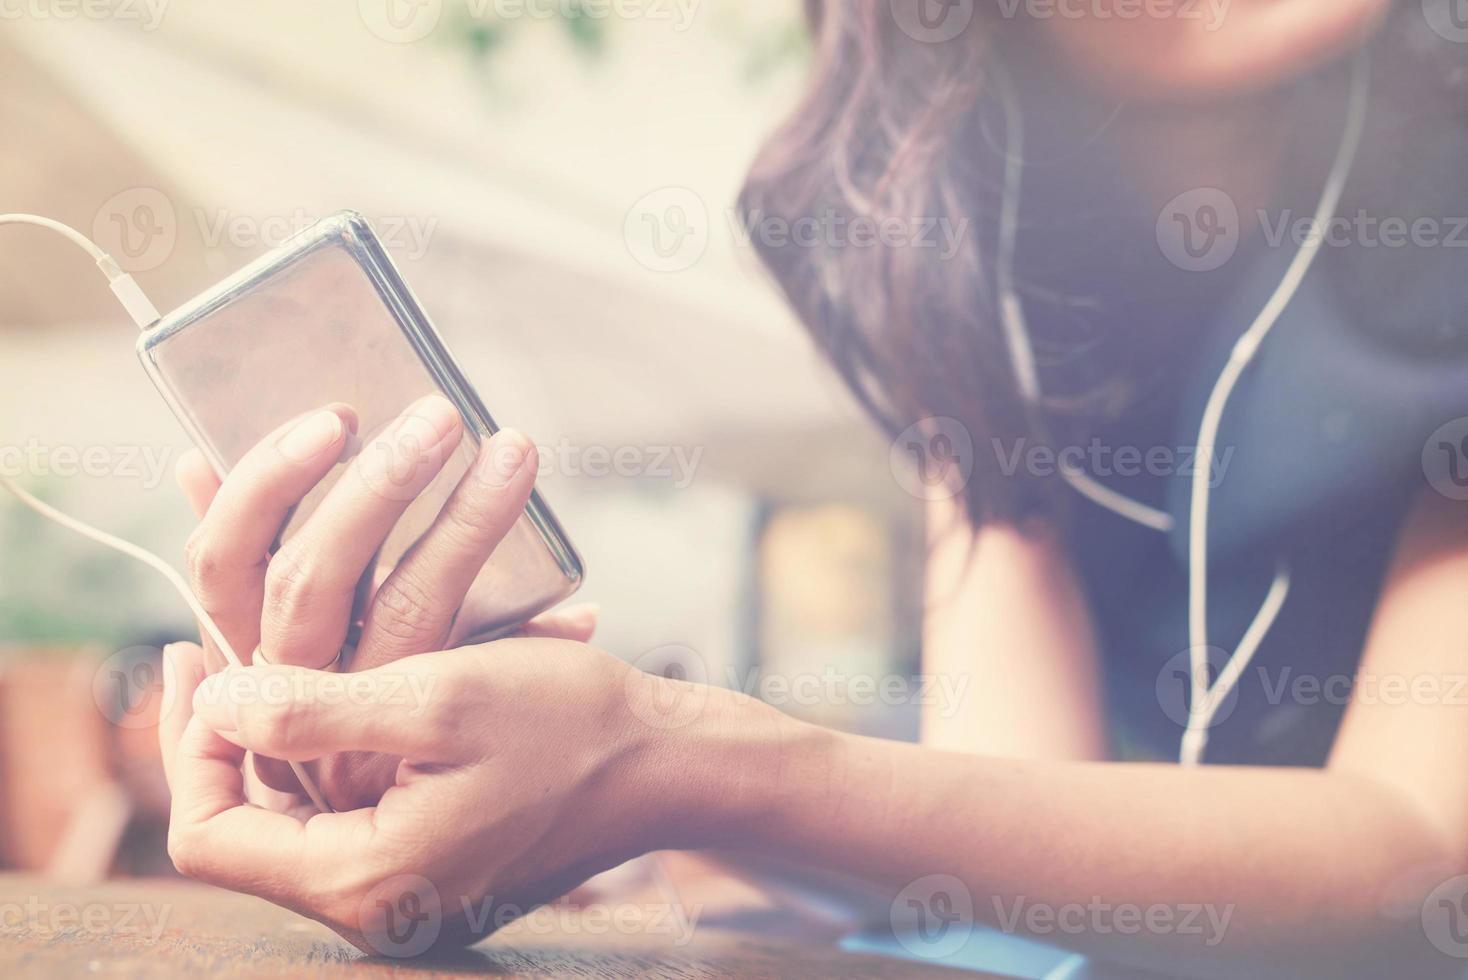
[520,602,599,643]
[159,641,209,790]
[191,662,464,764]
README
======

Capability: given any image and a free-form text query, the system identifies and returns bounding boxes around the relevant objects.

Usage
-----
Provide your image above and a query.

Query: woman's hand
[174,395,595,810]
[156,635,741,954]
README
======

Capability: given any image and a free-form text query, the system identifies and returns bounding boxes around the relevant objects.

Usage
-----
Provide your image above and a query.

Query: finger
[176,454,227,668]
[520,603,599,643]
[353,429,538,669]
[159,641,208,791]
[177,448,314,803]
[191,658,471,764]
[168,713,373,908]
[163,644,310,810]
[185,405,357,669]
[175,449,221,520]
[259,395,464,669]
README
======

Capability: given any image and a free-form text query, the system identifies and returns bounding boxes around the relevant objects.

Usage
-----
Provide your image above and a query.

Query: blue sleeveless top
[1016,33,1468,765]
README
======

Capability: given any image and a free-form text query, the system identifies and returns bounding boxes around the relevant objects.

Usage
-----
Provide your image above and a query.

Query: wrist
[622,670,838,853]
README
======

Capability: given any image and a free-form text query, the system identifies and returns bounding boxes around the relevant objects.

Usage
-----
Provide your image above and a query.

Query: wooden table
[0,875,988,979]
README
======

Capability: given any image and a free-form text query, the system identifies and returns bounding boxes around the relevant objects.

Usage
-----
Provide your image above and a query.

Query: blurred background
[0,1,926,878]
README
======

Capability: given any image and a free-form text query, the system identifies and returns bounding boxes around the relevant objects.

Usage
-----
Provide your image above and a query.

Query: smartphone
[137,211,583,652]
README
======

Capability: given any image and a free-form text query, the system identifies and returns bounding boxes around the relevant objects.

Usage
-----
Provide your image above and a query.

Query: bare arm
[684,492,1468,977]
[923,498,1107,760]
[160,457,1468,975]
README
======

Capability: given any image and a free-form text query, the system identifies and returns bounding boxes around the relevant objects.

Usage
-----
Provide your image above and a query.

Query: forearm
[669,690,1460,978]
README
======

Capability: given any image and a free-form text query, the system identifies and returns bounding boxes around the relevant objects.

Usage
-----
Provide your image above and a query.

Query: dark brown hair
[740,2,1053,528]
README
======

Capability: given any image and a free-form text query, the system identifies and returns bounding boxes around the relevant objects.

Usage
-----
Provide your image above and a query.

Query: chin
[1028,0,1392,102]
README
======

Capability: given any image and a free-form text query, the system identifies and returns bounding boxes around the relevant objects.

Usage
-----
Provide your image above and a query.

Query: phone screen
[139,217,581,648]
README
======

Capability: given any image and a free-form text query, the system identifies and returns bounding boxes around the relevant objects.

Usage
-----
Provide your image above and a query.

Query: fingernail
[278,410,345,462]
[323,402,361,436]
[340,430,364,461]
[398,395,462,448]
[193,671,240,734]
[476,429,531,487]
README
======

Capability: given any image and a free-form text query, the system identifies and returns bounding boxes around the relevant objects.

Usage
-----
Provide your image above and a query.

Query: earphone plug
[96,255,161,329]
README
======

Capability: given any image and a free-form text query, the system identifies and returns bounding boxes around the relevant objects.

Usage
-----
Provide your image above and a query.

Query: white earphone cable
[1180,52,1370,764]
[990,82,1177,534]
[993,53,1370,765]
[0,214,332,813]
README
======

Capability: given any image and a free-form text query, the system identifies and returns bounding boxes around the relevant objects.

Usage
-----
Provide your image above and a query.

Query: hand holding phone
[140,212,582,657]
[174,399,595,809]
[145,211,585,810]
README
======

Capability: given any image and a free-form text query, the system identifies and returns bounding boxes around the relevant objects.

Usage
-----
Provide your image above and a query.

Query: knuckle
[184,528,222,596]
[370,574,445,646]
[441,492,508,546]
[244,697,305,756]
[263,548,323,620]
[166,827,201,878]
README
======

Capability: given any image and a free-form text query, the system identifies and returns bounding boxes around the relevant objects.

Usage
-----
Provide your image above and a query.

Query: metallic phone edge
[137,210,584,608]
